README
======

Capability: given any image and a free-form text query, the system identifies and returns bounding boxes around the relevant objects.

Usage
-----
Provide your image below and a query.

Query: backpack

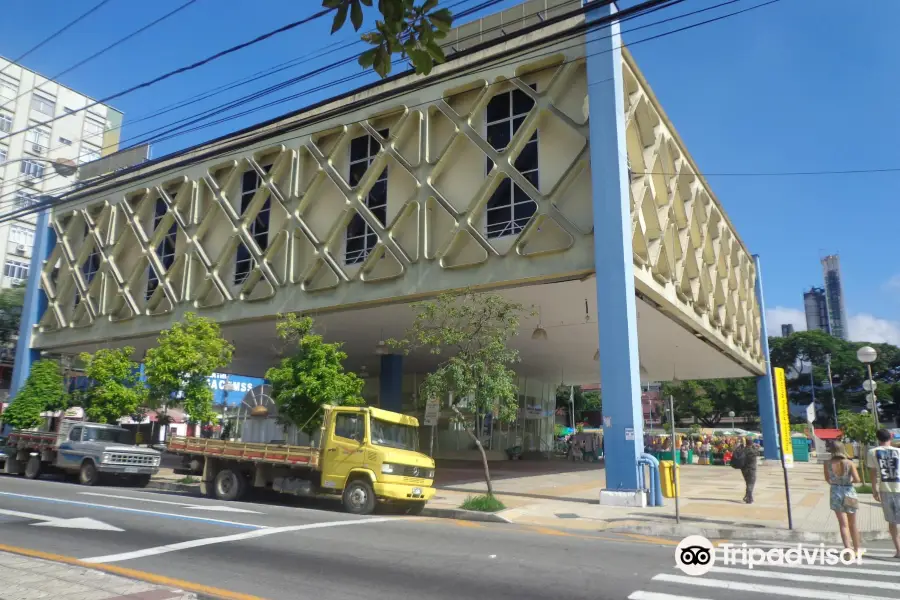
[730,447,746,469]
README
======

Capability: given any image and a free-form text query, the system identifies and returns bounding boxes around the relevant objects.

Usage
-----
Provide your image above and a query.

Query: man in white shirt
[867,428,900,557]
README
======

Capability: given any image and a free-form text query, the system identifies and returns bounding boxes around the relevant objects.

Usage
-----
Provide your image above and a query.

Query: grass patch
[177,476,199,484]
[460,494,506,512]
[855,483,873,494]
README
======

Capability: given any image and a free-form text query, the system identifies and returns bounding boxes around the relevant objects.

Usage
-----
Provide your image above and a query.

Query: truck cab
[320,406,436,514]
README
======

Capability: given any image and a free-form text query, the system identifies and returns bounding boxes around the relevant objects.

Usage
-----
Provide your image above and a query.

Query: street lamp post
[728,410,736,432]
[857,346,879,431]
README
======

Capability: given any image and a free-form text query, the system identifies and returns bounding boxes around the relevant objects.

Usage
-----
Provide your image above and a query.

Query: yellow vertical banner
[774,367,794,468]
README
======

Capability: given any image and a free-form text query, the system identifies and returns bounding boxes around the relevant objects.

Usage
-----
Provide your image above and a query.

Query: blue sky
[3,0,897,342]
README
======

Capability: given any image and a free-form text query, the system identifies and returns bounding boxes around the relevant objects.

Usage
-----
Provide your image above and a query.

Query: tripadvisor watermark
[676,535,867,576]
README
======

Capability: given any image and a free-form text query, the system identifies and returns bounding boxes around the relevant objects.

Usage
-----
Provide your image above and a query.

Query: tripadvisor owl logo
[675,535,714,576]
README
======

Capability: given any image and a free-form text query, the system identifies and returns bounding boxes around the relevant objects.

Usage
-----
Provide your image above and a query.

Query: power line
[0,0,114,77]
[1,0,202,112]
[0,4,337,144]
[0,0,701,220]
[0,0,527,199]
[0,0,741,218]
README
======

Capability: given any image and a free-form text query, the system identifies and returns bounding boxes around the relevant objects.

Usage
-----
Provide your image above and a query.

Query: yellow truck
[167,405,435,515]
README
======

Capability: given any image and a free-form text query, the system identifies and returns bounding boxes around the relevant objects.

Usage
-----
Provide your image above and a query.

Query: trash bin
[660,460,681,498]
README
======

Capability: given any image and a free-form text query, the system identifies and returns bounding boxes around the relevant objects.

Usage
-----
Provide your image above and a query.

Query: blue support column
[379,354,403,412]
[585,1,645,503]
[9,210,55,399]
[753,255,780,460]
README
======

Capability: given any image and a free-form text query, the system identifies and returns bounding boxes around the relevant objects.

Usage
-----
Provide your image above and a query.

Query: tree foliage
[396,290,527,494]
[660,378,757,427]
[770,330,900,425]
[555,385,601,423]
[326,0,453,78]
[838,409,876,446]
[79,347,146,424]
[265,314,365,436]
[0,284,25,349]
[144,313,234,426]
[1,359,64,430]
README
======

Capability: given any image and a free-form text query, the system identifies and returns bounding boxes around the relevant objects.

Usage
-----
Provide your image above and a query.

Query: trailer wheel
[214,468,246,501]
[24,455,42,480]
[342,479,376,515]
[79,460,101,486]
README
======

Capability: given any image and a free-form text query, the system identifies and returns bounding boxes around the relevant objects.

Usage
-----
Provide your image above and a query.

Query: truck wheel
[79,460,101,486]
[24,456,42,480]
[342,479,376,515]
[214,469,246,501]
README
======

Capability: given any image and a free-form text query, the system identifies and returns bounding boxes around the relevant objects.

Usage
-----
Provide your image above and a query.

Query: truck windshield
[84,428,133,444]
[370,418,418,451]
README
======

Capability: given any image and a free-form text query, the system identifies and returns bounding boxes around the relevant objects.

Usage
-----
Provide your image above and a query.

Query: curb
[604,523,891,543]
[420,506,511,523]
[147,480,202,494]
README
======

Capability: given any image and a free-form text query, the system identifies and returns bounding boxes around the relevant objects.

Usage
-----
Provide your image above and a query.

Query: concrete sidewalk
[425,459,895,542]
[0,550,197,600]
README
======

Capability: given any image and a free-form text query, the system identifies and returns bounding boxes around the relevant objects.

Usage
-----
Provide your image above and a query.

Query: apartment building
[0,55,123,289]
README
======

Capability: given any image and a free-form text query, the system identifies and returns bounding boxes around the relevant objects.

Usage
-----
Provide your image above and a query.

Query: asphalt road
[1,475,897,600]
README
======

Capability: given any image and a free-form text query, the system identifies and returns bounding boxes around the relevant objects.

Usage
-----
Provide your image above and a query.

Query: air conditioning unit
[15,244,25,254]
[31,143,44,154]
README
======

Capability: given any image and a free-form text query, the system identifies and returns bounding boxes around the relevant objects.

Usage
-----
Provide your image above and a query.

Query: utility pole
[825,354,838,428]
[669,394,680,524]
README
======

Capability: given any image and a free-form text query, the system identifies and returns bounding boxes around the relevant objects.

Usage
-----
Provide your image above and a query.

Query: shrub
[460,494,506,512]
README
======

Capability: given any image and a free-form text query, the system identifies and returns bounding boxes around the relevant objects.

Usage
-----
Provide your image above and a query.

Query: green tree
[144,313,234,429]
[326,0,453,78]
[555,385,601,424]
[0,284,25,348]
[838,409,877,484]
[1,359,64,430]
[78,347,146,424]
[660,378,756,427]
[396,290,527,495]
[266,314,365,436]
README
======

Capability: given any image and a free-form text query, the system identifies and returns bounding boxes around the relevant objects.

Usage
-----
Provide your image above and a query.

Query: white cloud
[884,275,900,292]
[848,314,900,346]
[766,306,806,334]
[767,305,900,346]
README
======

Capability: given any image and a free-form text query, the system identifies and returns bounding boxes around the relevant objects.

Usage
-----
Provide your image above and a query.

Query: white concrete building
[0,56,123,289]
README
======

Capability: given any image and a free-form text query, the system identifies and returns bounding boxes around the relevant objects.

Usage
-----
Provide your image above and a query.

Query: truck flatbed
[167,436,320,469]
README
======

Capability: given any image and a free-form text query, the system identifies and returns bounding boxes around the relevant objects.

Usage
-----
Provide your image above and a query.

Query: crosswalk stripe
[747,561,900,577]
[653,573,891,600]
[628,592,715,600]
[709,566,900,592]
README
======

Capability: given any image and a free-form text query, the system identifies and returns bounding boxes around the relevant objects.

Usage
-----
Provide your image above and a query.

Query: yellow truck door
[319,410,368,491]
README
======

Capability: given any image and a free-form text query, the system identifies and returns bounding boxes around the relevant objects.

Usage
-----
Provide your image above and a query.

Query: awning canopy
[814,428,842,440]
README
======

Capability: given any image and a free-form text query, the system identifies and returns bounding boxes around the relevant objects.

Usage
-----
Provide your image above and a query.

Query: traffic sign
[424,397,440,426]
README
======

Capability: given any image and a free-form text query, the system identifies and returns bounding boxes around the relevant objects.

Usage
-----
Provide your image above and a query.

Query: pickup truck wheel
[24,456,42,480]
[79,461,101,486]
[214,469,246,501]
[132,474,151,488]
[342,479,376,515]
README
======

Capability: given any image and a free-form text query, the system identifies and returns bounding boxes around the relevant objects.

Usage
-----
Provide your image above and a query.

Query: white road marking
[740,561,900,577]
[708,566,900,592]
[81,516,399,564]
[0,508,124,531]
[653,573,889,600]
[629,592,716,600]
[78,492,263,514]
[0,491,264,529]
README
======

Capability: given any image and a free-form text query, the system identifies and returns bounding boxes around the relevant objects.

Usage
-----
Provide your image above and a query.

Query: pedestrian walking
[824,442,861,552]
[738,437,759,503]
[867,428,900,558]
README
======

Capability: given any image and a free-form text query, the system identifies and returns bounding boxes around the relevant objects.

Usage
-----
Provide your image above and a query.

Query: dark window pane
[514,141,538,172]
[371,204,387,225]
[514,182,535,205]
[522,169,539,188]
[487,205,511,228]
[366,232,378,250]
[155,199,166,220]
[512,89,534,116]
[242,170,258,194]
[513,195,537,222]
[512,116,526,135]
[486,93,509,123]
[236,243,251,263]
[347,213,366,238]
[487,179,512,209]
[486,122,510,150]
[369,179,387,205]
[350,136,369,161]
[349,162,367,186]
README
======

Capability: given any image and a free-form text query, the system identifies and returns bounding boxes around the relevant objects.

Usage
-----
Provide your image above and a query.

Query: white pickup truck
[1,419,161,486]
